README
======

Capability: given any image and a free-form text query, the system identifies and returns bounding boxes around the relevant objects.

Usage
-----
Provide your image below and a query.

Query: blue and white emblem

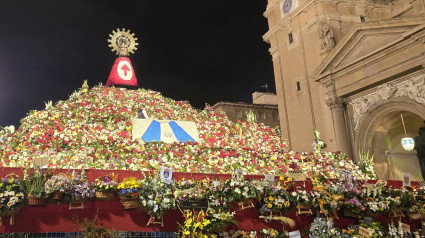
[132,119,200,143]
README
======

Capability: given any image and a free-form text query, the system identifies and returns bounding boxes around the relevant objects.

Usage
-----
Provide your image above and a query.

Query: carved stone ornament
[326,96,345,109]
[318,20,335,52]
[349,73,425,131]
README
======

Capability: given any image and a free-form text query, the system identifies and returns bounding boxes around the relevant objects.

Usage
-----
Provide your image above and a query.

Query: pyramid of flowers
[0,82,371,179]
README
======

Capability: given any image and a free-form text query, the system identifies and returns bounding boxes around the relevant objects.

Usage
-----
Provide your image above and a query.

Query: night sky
[0,0,275,127]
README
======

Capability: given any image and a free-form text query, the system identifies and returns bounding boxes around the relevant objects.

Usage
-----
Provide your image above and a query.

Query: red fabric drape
[0,167,420,233]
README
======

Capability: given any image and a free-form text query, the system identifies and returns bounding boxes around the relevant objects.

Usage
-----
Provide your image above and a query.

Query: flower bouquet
[223,177,259,210]
[258,182,291,216]
[64,170,95,209]
[407,201,425,220]
[0,174,25,225]
[311,189,340,218]
[386,188,414,217]
[203,208,236,234]
[261,228,284,238]
[45,173,70,200]
[139,175,175,225]
[342,197,365,218]
[93,174,118,201]
[207,179,230,211]
[117,177,142,209]
[290,189,313,215]
[178,210,212,237]
[309,217,341,238]
[23,167,51,206]
[361,182,389,216]
[174,178,208,210]
[340,221,386,238]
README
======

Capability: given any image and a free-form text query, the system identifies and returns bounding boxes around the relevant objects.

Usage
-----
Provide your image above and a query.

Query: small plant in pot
[23,166,51,206]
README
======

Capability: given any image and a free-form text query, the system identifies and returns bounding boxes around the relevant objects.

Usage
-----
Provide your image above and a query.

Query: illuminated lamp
[400,113,415,151]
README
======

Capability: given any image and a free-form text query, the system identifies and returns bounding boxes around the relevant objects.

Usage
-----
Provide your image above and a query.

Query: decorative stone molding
[412,31,425,44]
[350,73,425,130]
[326,96,345,109]
[318,20,335,52]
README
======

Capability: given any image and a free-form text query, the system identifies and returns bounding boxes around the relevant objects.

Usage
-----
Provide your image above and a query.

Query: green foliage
[79,218,115,238]
[23,166,50,197]
[245,110,257,124]
[358,150,377,179]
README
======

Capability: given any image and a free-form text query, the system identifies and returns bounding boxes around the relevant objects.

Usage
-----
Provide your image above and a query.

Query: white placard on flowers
[287,171,306,181]
[236,169,244,180]
[403,172,411,187]
[401,223,410,232]
[288,230,301,238]
[160,166,173,184]
[265,174,275,182]
[33,156,50,169]
[358,226,372,237]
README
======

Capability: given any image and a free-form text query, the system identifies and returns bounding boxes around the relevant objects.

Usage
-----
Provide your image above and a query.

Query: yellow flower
[185,218,192,227]
[268,203,273,208]
[269,196,274,201]
[183,230,190,235]
[202,219,211,226]
[285,201,290,206]
[194,222,202,229]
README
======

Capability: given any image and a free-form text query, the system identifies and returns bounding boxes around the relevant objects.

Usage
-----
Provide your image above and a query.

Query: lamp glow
[401,137,415,151]
[400,113,415,151]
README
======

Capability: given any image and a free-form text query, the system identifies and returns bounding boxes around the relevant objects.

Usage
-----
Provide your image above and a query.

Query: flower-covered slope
[0,83,370,179]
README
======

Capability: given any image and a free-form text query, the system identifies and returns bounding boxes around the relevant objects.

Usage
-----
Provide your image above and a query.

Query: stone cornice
[312,17,425,82]
[212,101,278,110]
[263,0,390,43]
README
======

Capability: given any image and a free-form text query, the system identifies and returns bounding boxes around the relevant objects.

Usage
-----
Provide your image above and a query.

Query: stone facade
[212,92,280,128]
[263,0,425,179]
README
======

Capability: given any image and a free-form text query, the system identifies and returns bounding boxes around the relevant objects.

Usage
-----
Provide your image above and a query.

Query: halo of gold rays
[108,28,138,56]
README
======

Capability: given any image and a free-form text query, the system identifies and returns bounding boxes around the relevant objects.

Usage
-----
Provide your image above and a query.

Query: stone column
[328,97,352,158]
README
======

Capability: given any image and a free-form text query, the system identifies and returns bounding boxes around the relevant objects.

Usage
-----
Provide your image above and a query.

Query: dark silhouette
[414,121,425,179]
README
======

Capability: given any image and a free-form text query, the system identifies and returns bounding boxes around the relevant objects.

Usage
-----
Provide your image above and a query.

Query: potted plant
[44,173,70,200]
[93,174,118,201]
[0,174,25,225]
[23,167,50,206]
[117,177,142,209]
[64,170,95,209]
